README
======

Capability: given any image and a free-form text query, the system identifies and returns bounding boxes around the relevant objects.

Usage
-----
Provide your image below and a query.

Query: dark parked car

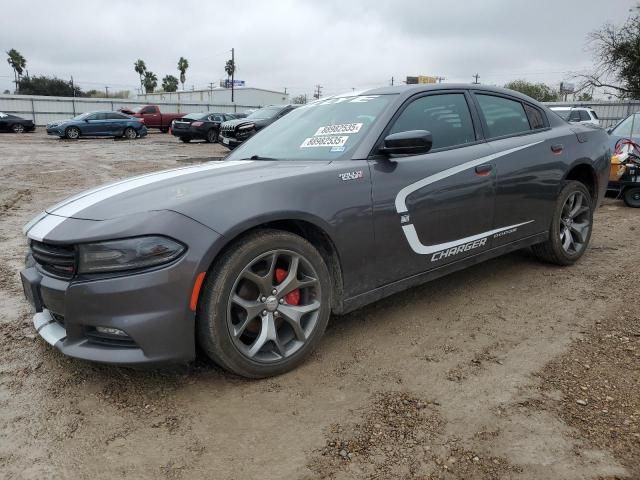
[46,111,147,139]
[219,104,298,149]
[0,112,35,133]
[21,85,609,378]
[171,112,239,143]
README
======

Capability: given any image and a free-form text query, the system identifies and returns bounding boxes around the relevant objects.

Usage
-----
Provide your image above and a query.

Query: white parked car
[550,107,600,126]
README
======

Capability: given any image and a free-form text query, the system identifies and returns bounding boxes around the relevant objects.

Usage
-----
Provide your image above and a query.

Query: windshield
[246,106,284,120]
[551,109,571,120]
[183,112,207,120]
[227,94,395,161]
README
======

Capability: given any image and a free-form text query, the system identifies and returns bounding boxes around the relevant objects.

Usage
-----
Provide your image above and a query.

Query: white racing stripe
[395,141,544,214]
[394,141,543,255]
[401,221,534,256]
[25,160,253,241]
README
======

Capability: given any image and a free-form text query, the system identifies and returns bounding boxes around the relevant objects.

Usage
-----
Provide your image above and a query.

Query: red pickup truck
[129,105,185,132]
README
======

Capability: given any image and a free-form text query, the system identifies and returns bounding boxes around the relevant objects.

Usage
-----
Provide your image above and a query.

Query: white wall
[137,87,289,107]
[0,94,263,126]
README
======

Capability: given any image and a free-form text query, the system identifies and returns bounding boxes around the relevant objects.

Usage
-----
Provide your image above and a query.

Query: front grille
[85,328,138,348]
[30,240,76,279]
[221,124,236,138]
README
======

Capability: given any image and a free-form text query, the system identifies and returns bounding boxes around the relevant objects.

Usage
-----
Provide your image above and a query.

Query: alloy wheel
[12,124,24,133]
[227,249,321,363]
[559,191,591,255]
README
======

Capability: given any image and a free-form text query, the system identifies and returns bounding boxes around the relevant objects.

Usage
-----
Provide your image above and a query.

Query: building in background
[137,87,289,107]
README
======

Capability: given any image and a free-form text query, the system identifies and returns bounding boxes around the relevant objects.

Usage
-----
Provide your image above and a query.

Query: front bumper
[46,127,65,136]
[20,210,225,367]
[21,260,197,366]
[219,135,243,149]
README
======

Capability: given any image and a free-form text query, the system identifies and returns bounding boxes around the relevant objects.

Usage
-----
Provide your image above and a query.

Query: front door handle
[475,164,493,176]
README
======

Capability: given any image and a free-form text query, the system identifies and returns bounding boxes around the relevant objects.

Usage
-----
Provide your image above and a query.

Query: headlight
[78,236,186,274]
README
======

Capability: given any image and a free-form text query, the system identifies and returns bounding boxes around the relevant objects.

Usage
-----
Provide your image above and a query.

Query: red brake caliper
[275,268,300,305]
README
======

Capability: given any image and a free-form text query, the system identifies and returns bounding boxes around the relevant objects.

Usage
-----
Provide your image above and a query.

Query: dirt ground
[0,131,638,480]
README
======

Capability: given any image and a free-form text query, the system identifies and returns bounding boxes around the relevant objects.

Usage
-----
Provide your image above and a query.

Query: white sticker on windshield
[300,135,349,148]
[314,123,362,136]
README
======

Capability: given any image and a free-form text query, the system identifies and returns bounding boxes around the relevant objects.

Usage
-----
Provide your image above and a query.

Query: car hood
[42,159,331,222]
[47,119,74,127]
[221,117,269,129]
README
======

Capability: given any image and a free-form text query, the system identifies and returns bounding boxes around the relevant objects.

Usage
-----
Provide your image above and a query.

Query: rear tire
[180,137,191,143]
[623,186,640,208]
[532,181,593,266]
[65,126,80,140]
[205,129,218,143]
[197,229,331,378]
[123,127,137,140]
[11,123,25,133]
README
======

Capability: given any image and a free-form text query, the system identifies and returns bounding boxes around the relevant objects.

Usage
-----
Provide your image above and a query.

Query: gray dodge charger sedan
[21,85,610,377]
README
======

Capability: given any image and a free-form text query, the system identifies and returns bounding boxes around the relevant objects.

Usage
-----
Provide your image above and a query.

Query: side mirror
[379,130,433,156]
[606,127,613,134]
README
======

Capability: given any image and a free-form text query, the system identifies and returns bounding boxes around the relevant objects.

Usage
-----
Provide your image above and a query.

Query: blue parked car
[46,111,147,140]
[607,111,640,149]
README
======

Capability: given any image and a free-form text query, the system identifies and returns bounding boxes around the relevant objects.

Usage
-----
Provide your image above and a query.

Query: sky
[1,0,636,99]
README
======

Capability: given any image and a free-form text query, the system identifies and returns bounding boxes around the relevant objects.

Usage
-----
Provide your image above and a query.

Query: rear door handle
[475,164,493,176]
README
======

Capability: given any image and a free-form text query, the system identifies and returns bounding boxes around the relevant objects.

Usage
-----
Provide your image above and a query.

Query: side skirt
[339,232,549,315]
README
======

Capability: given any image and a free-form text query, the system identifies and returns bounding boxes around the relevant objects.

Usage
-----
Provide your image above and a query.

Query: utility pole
[472,73,480,84]
[70,76,76,97]
[208,81,214,99]
[231,47,235,103]
[105,86,109,98]
[314,84,322,99]
[391,76,394,86]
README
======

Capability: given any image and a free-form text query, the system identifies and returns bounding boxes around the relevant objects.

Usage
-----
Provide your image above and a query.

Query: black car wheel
[532,181,593,265]
[206,129,218,143]
[123,127,137,140]
[11,123,25,134]
[197,229,331,378]
[623,186,640,208]
[180,137,191,143]
[65,126,80,140]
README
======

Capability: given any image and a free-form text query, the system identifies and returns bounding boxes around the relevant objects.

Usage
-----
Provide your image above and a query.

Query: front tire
[65,126,80,140]
[197,230,331,378]
[205,128,218,143]
[11,123,25,134]
[623,186,640,207]
[179,137,191,143]
[532,181,593,265]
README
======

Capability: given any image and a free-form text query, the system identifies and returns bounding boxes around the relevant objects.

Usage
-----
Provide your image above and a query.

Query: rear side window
[523,104,545,130]
[141,107,155,114]
[108,113,128,120]
[476,94,530,138]
[579,110,590,121]
[388,93,476,150]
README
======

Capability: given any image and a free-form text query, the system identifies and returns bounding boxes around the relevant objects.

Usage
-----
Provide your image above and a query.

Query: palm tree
[143,71,158,93]
[177,57,189,91]
[134,59,147,92]
[162,74,179,93]
[224,59,235,87]
[6,49,27,93]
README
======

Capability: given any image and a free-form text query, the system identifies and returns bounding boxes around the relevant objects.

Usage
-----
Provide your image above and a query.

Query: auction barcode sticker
[313,123,363,136]
[300,135,349,148]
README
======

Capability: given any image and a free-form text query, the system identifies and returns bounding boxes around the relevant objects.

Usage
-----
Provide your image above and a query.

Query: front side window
[568,110,581,122]
[579,110,590,121]
[388,93,476,150]
[476,94,530,138]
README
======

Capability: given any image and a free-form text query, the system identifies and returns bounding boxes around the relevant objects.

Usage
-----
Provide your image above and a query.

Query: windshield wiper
[242,155,279,161]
